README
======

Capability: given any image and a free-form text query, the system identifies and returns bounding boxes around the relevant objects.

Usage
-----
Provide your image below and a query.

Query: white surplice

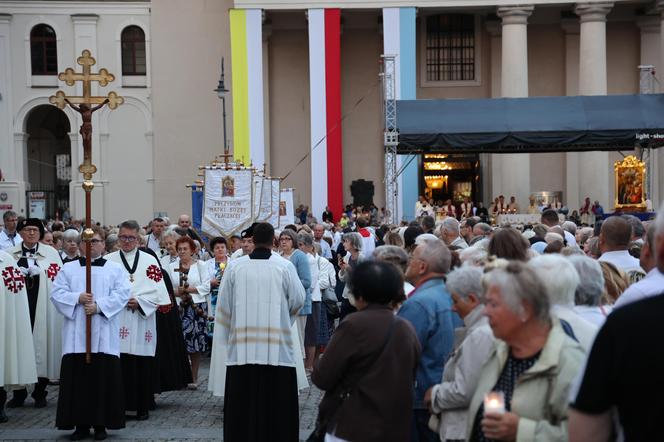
[0,251,37,388]
[105,248,171,357]
[50,258,131,356]
[208,253,309,397]
[7,243,63,379]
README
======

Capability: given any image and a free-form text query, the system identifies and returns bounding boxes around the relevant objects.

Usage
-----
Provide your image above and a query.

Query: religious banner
[267,179,280,227]
[202,168,254,237]
[279,188,295,228]
[253,174,264,219]
[256,177,274,223]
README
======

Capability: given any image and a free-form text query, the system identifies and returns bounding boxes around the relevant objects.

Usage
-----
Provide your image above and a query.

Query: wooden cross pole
[49,50,124,364]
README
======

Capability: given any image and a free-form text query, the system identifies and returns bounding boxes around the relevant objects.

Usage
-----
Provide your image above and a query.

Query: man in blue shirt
[398,238,461,442]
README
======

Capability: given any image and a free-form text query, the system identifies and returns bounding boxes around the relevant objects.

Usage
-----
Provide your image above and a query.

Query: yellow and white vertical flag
[230,9,265,167]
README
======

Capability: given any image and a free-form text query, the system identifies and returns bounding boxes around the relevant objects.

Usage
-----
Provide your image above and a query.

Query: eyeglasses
[22,227,40,233]
[118,235,137,242]
[280,237,292,241]
[89,239,103,244]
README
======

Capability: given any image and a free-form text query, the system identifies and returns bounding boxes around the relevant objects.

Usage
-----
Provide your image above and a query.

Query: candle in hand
[484,391,505,415]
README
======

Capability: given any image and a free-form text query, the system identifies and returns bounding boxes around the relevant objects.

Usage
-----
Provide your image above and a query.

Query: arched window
[30,24,57,75]
[121,26,146,76]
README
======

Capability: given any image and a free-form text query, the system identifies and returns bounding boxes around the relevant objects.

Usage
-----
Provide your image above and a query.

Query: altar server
[51,227,131,440]
[0,250,38,423]
[6,218,62,408]
[105,220,171,420]
[219,222,305,442]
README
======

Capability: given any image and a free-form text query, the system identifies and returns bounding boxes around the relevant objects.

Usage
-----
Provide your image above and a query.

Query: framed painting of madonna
[614,155,647,211]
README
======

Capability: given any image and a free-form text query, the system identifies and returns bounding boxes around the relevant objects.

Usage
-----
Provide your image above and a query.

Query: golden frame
[614,155,647,211]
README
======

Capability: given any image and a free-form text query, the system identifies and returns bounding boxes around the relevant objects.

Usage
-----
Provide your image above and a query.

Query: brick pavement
[0,358,323,441]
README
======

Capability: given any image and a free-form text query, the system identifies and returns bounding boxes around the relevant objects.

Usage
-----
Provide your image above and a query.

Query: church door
[25,105,71,220]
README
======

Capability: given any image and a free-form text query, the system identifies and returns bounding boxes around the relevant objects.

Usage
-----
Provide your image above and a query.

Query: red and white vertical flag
[308,8,342,223]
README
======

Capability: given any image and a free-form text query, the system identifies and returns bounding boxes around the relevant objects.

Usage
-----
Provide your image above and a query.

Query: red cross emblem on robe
[2,266,25,294]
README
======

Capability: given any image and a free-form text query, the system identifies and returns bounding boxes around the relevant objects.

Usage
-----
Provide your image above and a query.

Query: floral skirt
[180,302,209,354]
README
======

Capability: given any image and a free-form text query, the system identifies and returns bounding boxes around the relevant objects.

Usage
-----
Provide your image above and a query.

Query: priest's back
[218,250,305,368]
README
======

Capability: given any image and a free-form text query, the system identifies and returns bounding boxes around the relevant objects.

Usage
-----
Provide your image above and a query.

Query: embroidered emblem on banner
[2,266,25,293]
[144,331,153,343]
[119,327,130,339]
[46,263,61,281]
[145,265,163,282]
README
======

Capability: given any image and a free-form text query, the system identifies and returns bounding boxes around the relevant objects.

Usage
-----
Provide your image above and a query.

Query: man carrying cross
[105,220,170,421]
[51,226,130,440]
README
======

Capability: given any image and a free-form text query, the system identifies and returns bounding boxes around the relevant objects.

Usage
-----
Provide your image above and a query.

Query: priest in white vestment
[0,250,37,423]
[105,220,170,421]
[51,228,131,440]
[6,218,62,408]
[208,223,309,397]
[218,223,305,442]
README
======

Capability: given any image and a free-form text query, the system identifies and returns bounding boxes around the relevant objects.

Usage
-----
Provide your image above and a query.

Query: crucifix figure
[66,100,107,178]
[49,50,123,363]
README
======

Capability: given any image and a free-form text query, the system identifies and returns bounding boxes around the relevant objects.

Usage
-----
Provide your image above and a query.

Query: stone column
[637,15,661,208]
[562,18,581,211]
[493,5,533,209]
[575,2,613,211]
[485,20,501,204]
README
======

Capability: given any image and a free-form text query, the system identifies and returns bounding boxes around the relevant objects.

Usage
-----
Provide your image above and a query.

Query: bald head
[178,214,191,229]
[599,216,632,252]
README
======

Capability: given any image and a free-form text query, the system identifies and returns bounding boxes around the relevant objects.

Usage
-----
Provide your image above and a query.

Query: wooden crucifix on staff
[49,49,124,363]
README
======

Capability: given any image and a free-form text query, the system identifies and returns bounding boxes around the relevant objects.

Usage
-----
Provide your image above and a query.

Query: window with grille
[30,24,57,75]
[121,26,146,76]
[425,14,475,82]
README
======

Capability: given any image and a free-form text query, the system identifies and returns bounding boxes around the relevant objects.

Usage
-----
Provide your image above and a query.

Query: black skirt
[120,354,155,413]
[224,364,299,442]
[155,301,193,392]
[56,353,125,430]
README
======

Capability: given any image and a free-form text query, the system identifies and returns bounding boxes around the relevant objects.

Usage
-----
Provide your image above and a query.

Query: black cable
[282,79,381,180]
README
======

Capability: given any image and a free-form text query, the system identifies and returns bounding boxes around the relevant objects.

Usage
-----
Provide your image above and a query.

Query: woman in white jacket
[424,265,495,442]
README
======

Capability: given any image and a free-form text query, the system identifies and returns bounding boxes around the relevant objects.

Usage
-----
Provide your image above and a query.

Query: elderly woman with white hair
[459,246,488,267]
[60,228,81,263]
[338,232,364,314]
[373,245,413,303]
[424,265,495,442]
[528,254,598,352]
[567,255,611,326]
[467,261,585,442]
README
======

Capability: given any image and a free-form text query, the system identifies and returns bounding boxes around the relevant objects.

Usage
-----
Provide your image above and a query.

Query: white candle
[484,391,505,415]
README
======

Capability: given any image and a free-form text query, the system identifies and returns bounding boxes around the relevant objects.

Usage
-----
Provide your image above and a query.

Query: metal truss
[381,55,399,224]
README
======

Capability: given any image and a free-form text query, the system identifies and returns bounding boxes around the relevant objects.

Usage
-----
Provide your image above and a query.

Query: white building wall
[0,1,151,224]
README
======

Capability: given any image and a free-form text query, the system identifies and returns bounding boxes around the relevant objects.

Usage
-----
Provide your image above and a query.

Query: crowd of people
[412,193,608,225]
[0,197,662,441]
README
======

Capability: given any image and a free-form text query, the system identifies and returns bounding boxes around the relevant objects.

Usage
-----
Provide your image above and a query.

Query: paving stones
[0,358,323,441]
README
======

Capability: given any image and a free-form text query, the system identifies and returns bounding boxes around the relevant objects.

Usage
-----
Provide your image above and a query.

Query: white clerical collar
[121,247,138,260]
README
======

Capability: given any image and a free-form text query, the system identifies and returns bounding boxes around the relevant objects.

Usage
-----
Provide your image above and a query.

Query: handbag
[307,317,398,442]
[318,257,341,319]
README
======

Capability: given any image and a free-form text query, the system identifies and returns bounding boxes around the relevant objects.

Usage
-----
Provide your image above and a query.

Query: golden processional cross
[49,50,124,364]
